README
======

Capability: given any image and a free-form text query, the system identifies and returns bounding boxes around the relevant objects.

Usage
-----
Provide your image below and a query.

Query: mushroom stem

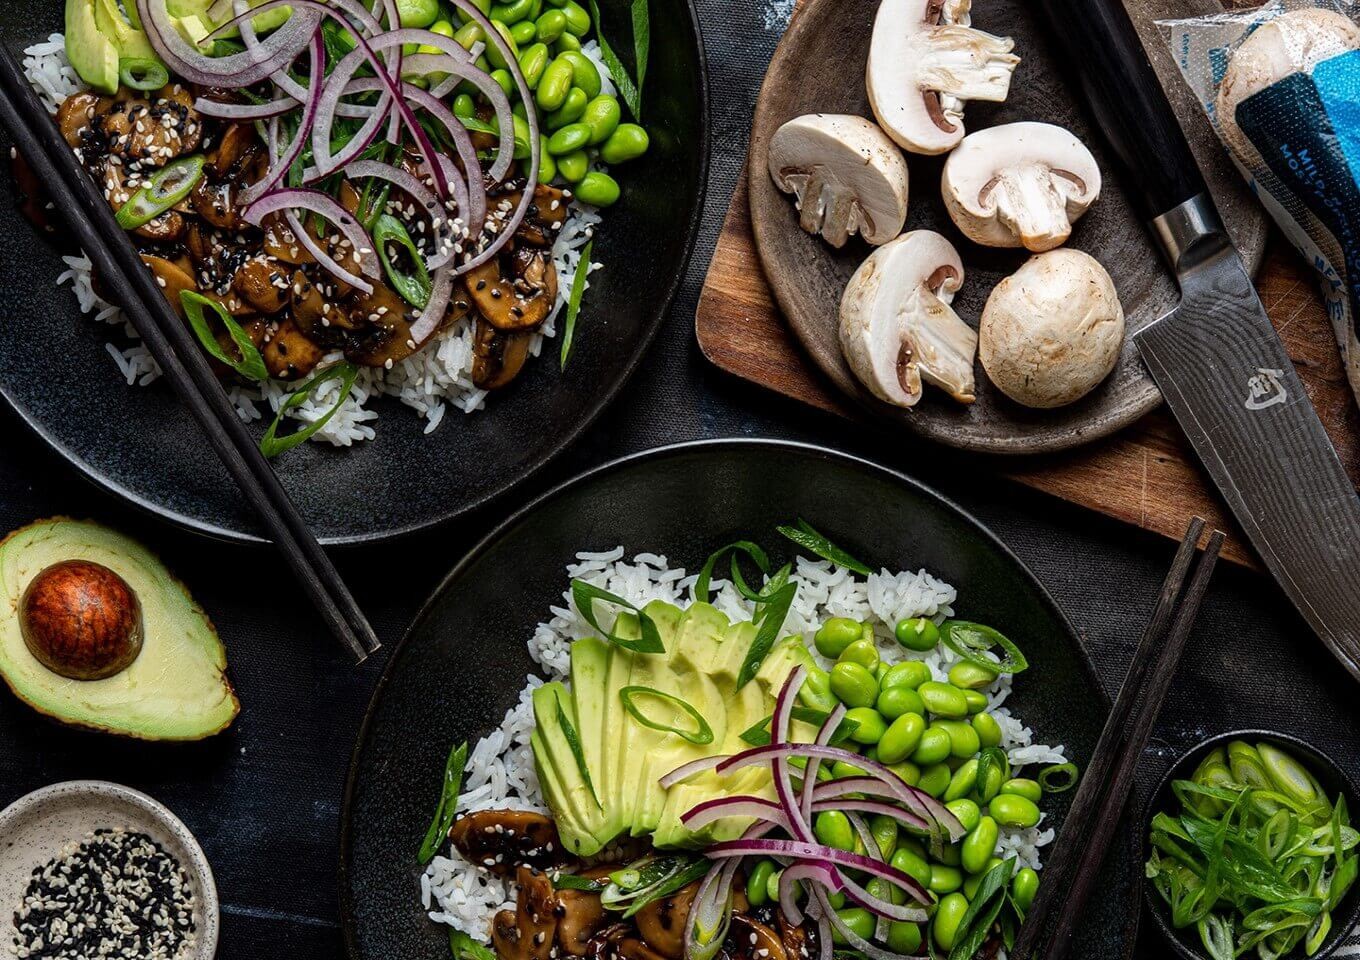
[914,26,1018,112]
[904,286,978,404]
[988,165,1085,252]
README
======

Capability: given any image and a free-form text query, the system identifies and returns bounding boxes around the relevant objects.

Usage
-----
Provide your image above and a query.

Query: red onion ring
[244,188,380,293]
[135,0,319,86]
[408,264,453,345]
[240,31,324,206]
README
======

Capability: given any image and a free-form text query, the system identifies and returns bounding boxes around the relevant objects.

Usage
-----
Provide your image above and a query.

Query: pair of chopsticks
[1012,516,1225,960]
[0,47,379,663]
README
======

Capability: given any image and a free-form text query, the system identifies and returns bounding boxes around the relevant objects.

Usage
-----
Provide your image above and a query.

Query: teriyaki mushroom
[942,121,1102,252]
[766,113,909,248]
[867,0,1019,155]
[979,248,1125,409]
[839,229,978,408]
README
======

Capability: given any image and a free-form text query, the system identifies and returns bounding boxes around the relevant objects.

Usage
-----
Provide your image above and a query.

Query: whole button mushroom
[840,230,979,408]
[767,114,910,248]
[867,0,1019,155]
[942,122,1101,252]
[979,249,1125,409]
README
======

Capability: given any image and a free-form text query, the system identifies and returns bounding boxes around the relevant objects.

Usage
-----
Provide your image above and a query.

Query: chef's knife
[1034,0,1360,680]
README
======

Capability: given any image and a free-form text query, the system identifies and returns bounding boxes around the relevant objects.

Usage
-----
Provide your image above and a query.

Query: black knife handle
[1035,0,1208,222]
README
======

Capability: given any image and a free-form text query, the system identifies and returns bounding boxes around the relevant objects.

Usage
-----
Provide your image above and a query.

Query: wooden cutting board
[697,169,1360,569]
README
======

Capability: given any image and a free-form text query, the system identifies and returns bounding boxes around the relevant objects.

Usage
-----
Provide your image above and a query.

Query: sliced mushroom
[290,268,356,344]
[448,809,566,877]
[343,283,419,369]
[979,248,1125,409]
[511,184,571,246]
[766,114,909,248]
[585,924,671,960]
[556,867,612,957]
[867,0,1019,155]
[465,252,556,332]
[724,916,788,960]
[263,214,316,266]
[56,92,101,148]
[232,258,291,314]
[95,86,201,168]
[492,867,559,960]
[942,122,1101,252]
[207,123,260,180]
[263,317,325,380]
[471,318,534,390]
[141,254,197,315]
[633,880,700,960]
[191,176,243,231]
[840,230,977,407]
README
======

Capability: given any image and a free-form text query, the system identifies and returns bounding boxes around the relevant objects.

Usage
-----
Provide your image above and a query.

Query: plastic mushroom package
[1160,1,1360,410]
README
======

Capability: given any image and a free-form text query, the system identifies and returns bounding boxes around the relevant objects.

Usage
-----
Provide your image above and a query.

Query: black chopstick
[0,47,380,663]
[1012,517,1225,960]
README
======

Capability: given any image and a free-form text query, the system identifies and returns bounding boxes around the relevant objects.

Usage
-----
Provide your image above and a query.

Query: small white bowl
[0,780,219,960]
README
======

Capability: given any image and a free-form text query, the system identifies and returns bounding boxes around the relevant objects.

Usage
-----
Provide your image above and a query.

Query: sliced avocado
[93,0,157,60]
[754,636,816,694]
[570,636,621,846]
[531,681,607,855]
[0,519,238,740]
[531,728,597,857]
[710,618,756,692]
[65,0,119,95]
[668,602,730,677]
[200,0,295,38]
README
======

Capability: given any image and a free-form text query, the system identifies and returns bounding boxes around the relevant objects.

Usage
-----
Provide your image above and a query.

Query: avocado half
[0,518,239,740]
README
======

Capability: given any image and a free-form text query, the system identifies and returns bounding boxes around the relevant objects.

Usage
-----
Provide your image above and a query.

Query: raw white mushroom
[767,114,910,248]
[979,249,1125,409]
[866,0,1019,155]
[840,230,978,407]
[942,122,1101,252]
[1217,9,1360,167]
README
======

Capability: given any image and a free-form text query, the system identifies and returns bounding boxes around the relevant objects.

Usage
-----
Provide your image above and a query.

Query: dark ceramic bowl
[1142,729,1360,960]
[0,2,707,545]
[339,438,1142,960]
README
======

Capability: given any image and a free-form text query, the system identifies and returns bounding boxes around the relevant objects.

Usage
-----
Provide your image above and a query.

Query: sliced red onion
[811,775,961,846]
[810,886,924,960]
[771,668,814,845]
[777,862,840,926]
[802,702,846,828]
[213,0,382,41]
[408,263,453,345]
[194,95,299,120]
[244,189,379,292]
[240,31,324,206]
[817,798,928,832]
[136,0,318,86]
[681,796,784,832]
[704,839,931,907]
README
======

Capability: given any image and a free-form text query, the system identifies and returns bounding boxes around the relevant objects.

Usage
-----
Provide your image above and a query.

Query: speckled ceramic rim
[1141,729,1360,960]
[0,779,220,960]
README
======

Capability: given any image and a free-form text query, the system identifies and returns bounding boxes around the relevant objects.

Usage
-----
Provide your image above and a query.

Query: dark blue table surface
[3,1,1358,956]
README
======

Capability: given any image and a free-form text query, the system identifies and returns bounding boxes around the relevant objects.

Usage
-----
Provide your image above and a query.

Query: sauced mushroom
[722,915,789,960]
[449,809,567,877]
[557,867,613,957]
[586,923,672,960]
[232,258,291,314]
[633,880,702,960]
[56,92,102,149]
[141,255,197,314]
[464,248,558,332]
[94,86,202,168]
[493,867,559,960]
[471,318,533,390]
[263,318,325,380]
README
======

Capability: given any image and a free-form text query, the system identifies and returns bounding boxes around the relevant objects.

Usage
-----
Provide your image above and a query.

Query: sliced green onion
[553,874,607,892]
[738,707,859,747]
[180,291,267,381]
[736,581,796,689]
[776,519,872,575]
[619,686,713,745]
[571,580,665,654]
[373,214,432,308]
[449,929,496,960]
[259,361,360,457]
[586,0,643,118]
[940,620,1029,675]
[116,155,205,230]
[555,691,599,807]
[559,239,593,369]
[118,57,169,91]
[693,541,770,604]
[630,0,649,101]
[1038,762,1079,793]
[946,857,1015,960]
[418,741,468,864]
[600,855,709,917]
[691,539,797,688]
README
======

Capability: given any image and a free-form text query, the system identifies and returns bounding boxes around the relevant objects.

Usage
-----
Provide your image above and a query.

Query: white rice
[24,35,609,447]
[423,550,1066,941]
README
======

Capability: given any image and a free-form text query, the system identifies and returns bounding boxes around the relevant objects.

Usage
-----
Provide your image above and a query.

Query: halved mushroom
[725,916,788,960]
[472,317,534,389]
[232,258,290,314]
[584,923,670,960]
[56,92,101,148]
[633,880,700,960]
[343,283,419,369]
[867,0,1019,155]
[556,867,612,957]
[448,809,566,877]
[979,248,1125,409]
[766,114,909,248]
[840,230,977,407]
[263,317,324,380]
[141,254,197,315]
[95,86,201,168]
[942,122,1101,252]
[492,867,559,960]
[191,177,243,231]
[465,251,557,331]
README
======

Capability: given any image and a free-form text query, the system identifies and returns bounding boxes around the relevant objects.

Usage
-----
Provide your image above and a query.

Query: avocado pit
[19,559,144,681]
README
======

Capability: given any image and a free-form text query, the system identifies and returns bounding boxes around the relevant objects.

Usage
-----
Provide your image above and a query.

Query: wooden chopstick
[1012,517,1225,960]
[0,48,380,663]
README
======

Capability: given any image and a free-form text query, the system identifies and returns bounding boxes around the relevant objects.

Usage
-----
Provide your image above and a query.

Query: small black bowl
[1142,729,1360,960]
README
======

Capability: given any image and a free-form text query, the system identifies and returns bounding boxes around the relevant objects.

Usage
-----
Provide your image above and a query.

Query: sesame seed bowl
[0,780,218,960]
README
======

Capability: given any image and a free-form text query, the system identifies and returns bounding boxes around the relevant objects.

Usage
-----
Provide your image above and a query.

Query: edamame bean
[895,617,939,651]
[890,847,932,887]
[989,794,1041,828]
[838,638,880,672]
[537,150,556,184]
[536,56,575,111]
[518,43,551,87]
[845,707,886,745]
[509,20,536,44]
[943,758,978,802]
[555,31,582,52]
[948,661,999,690]
[961,816,999,873]
[511,115,533,159]
[830,662,878,709]
[453,93,477,118]
[826,890,846,910]
[456,0,492,19]
[932,893,968,950]
[534,8,568,41]
[972,712,1002,748]
[546,121,590,154]
[484,67,514,97]
[815,617,862,658]
[1000,778,1042,803]
[513,99,528,120]
[961,689,988,714]
[417,18,457,53]
[911,727,952,766]
[963,858,1004,899]
[559,0,591,34]
[1011,867,1039,912]
[918,762,951,798]
[918,681,969,718]
[870,814,898,859]
[881,661,931,691]
[977,760,1006,804]
[490,0,535,23]
[832,908,874,945]
[767,868,783,903]
[581,94,621,144]
[933,719,981,759]
[877,713,926,764]
[815,811,855,852]
[876,686,925,721]
[936,844,961,867]
[888,760,920,786]
[945,798,981,833]
[799,666,837,713]
[887,922,922,954]
[398,0,440,27]
[928,866,963,897]
[831,759,868,780]
[546,87,588,128]
[453,21,485,49]
[483,21,519,69]
[746,860,776,907]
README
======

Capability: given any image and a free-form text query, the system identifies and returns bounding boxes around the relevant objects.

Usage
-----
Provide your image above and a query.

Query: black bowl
[339,438,1142,959]
[1142,729,1360,960]
[0,2,708,545]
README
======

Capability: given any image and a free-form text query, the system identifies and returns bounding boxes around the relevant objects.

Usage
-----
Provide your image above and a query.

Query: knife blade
[1036,0,1360,679]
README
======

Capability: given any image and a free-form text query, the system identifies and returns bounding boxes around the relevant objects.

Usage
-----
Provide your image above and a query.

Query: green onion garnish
[1038,762,1079,793]
[180,291,267,382]
[586,0,644,119]
[118,57,169,91]
[552,874,607,892]
[736,580,796,689]
[619,686,713,745]
[940,620,1029,675]
[600,855,709,917]
[947,858,1016,960]
[691,540,797,687]
[116,155,205,230]
[259,361,360,458]
[449,929,496,960]
[560,239,593,369]
[571,580,666,654]
[418,741,468,865]
[693,541,771,604]
[372,214,432,308]
[739,707,859,747]
[555,690,599,807]
[776,519,872,575]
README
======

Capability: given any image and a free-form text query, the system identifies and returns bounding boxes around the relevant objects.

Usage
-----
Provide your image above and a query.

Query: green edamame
[911,727,952,766]
[546,87,588,128]
[536,150,556,184]
[888,760,920,787]
[557,50,600,97]
[452,93,477,118]
[559,0,591,35]
[844,707,886,745]
[890,847,932,887]
[490,0,535,23]
[928,866,963,897]
[838,638,880,672]
[933,719,981,759]
[511,115,533,160]
[918,762,951,798]
[830,662,878,709]
[832,908,874,945]
[397,0,440,27]
[943,758,978,802]
[746,860,776,907]
[815,811,855,852]
[961,816,999,873]
[880,661,931,690]
[945,797,981,833]
[961,689,988,714]
[870,814,898,860]
[546,121,590,154]
[483,21,519,69]
[1012,867,1039,912]
[814,617,862,658]
[877,713,926,764]
[488,67,514,97]
[948,661,999,690]
[1001,778,1042,803]
[972,712,1003,748]
[767,868,783,903]
[554,31,582,52]
[886,922,922,954]
[417,18,456,53]
[989,793,1042,828]
[936,844,961,867]
[895,617,939,651]
[536,57,575,111]
[799,666,837,713]
[518,43,550,87]
[918,681,969,718]
[932,893,968,950]
[831,759,868,780]
[826,890,846,910]
[508,20,536,44]
[453,21,485,50]
[534,8,568,41]
[581,94,621,144]
[456,0,492,19]
[876,685,925,721]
